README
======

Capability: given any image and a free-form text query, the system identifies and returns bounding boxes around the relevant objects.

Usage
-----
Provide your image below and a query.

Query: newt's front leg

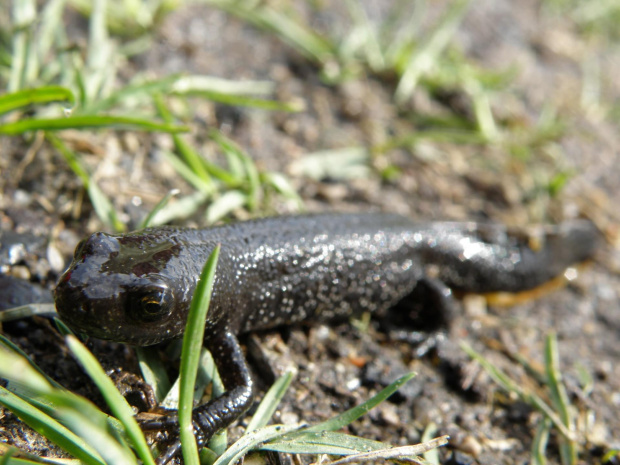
[142,331,254,465]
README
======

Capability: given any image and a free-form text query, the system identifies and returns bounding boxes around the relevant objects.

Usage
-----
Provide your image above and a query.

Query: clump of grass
[1,0,304,232]
[202,0,580,207]
[462,333,612,465]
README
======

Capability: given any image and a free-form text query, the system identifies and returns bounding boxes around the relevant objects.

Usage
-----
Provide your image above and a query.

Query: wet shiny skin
[53,213,599,463]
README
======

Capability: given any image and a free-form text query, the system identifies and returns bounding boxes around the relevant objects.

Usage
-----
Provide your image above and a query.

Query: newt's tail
[421,220,600,293]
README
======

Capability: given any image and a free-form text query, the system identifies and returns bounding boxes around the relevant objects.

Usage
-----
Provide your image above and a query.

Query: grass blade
[212,424,301,465]
[0,349,108,465]
[178,245,221,465]
[206,1,334,64]
[0,387,106,465]
[420,422,439,464]
[135,347,171,404]
[0,334,63,390]
[289,147,370,181]
[83,74,182,114]
[36,0,67,67]
[0,304,57,322]
[0,86,74,116]
[261,431,387,455]
[394,0,470,104]
[245,369,296,433]
[544,333,577,465]
[532,417,552,465]
[56,403,137,465]
[159,150,214,194]
[461,341,575,441]
[65,336,156,465]
[47,133,125,232]
[148,190,210,226]
[305,372,416,433]
[178,91,303,112]
[205,190,247,225]
[327,438,449,465]
[0,444,68,464]
[139,189,180,229]
[0,115,189,134]
[261,172,304,211]
[9,0,37,91]
[172,75,275,96]
[154,94,214,186]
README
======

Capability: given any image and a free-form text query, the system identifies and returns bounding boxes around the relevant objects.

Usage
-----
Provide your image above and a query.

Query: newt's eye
[128,285,173,322]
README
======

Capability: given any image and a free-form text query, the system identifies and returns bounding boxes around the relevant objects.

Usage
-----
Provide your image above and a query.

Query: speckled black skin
[54,213,598,463]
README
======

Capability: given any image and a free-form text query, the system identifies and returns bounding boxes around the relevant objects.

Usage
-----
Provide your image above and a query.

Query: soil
[1,1,619,464]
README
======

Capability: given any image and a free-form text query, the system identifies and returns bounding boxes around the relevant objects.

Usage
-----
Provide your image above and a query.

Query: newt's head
[54,231,190,346]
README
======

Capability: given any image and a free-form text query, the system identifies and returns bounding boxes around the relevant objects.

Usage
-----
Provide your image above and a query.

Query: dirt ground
[1,1,619,464]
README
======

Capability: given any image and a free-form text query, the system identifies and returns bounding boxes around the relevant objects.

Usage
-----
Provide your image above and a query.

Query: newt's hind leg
[141,331,254,465]
[383,277,456,356]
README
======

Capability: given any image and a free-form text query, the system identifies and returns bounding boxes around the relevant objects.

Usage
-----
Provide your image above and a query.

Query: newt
[53,213,599,463]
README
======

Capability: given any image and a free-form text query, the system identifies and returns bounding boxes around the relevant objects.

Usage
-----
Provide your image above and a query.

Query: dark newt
[53,213,598,463]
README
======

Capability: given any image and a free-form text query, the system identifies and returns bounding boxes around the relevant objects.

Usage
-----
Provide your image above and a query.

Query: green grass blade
[206,1,334,64]
[394,0,470,104]
[212,424,301,465]
[85,0,112,103]
[87,182,126,232]
[159,150,214,194]
[9,0,37,91]
[83,74,182,114]
[532,417,552,465]
[47,134,125,232]
[260,431,387,455]
[206,356,227,455]
[201,157,240,186]
[56,401,137,465]
[209,130,245,179]
[172,75,275,96]
[178,91,303,112]
[421,422,439,465]
[46,133,89,182]
[135,347,171,404]
[321,438,449,465]
[0,86,74,116]
[289,147,371,181]
[603,449,620,463]
[304,372,416,433]
[245,369,296,432]
[53,317,74,337]
[205,190,248,225]
[139,189,180,229]
[208,131,261,211]
[544,333,577,465]
[261,172,304,211]
[0,335,63,390]
[0,304,57,322]
[65,336,156,465]
[0,387,105,465]
[462,70,499,141]
[154,94,214,186]
[0,445,67,464]
[178,245,220,465]
[36,0,66,66]
[0,115,189,134]
[71,53,88,109]
[344,0,386,72]
[461,341,575,441]
[0,346,56,395]
[146,190,209,226]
